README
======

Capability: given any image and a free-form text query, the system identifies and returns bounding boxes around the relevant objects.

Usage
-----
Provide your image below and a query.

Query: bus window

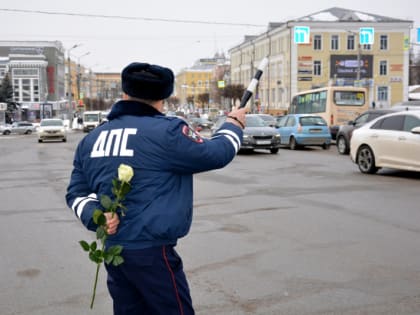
[334,91,365,106]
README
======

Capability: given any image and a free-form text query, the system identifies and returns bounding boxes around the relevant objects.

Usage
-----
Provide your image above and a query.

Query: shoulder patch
[182,125,204,143]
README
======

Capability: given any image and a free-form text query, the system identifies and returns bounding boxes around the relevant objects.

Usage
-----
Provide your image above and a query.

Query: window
[362,44,371,50]
[353,113,370,127]
[313,35,322,50]
[377,86,389,102]
[403,115,420,131]
[334,91,365,106]
[331,35,339,50]
[286,116,295,126]
[347,35,355,50]
[12,78,40,102]
[371,116,404,131]
[313,60,321,76]
[380,35,388,50]
[277,115,288,127]
[379,60,388,76]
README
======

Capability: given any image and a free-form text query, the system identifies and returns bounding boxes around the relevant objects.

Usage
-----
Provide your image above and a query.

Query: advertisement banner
[330,55,373,79]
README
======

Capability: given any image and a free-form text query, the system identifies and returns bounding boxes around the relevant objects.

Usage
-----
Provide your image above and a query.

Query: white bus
[289,86,368,139]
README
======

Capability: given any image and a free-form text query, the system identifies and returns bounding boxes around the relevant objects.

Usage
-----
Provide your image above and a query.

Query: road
[1,131,420,315]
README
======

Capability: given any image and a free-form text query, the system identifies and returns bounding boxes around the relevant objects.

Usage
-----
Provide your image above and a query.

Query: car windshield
[41,120,63,127]
[299,116,327,126]
[246,116,266,127]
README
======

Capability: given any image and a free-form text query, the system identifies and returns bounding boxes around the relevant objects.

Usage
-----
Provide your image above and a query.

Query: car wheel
[356,145,379,174]
[25,130,32,135]
[3,130,10,135]
[270,148,279,154]
[322,143,330,150]
[289,137,297,150]
[63,138,67,142]
[38,139,42,143]
[336,136,349,155]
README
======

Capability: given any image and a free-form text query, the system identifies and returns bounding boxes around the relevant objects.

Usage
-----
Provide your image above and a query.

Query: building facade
[229,7,413,113]
[175,53,228,112]
[0,41,67,121]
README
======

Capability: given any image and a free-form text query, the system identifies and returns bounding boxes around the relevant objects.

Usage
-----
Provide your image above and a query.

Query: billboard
[330,55,373,79]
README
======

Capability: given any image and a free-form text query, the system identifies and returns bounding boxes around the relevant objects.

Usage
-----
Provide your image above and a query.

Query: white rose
[118,164,134,183]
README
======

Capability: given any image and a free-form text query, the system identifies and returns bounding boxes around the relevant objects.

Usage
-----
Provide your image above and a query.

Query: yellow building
[229,7,413,113]
[175,54,228,111]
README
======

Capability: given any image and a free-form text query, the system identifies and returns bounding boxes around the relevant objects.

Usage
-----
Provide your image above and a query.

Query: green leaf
[112,178,118,188]
[120,181,131,196]
[112,255,124,266]
[96,226,106,240]
[79,240,90,252]
[89,250,103,264]
[108,245,123,256]
[90,241,97,251]
[103,252,113,264]
[93,210,104,225]
[100,194,113,209]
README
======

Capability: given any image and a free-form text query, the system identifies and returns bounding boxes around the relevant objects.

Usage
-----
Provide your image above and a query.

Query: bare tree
[222,84,245,106]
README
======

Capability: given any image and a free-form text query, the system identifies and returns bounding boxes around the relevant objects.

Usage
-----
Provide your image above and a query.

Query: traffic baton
[239,57,269,109]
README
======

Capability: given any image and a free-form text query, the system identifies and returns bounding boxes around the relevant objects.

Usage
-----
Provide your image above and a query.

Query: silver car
[0,121,36,135]
[38,118,67,143]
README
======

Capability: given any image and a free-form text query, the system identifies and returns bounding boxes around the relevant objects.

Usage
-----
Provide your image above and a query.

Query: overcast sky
[0,0,419,74]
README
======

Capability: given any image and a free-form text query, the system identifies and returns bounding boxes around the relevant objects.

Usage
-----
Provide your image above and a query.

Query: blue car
[276,114,331,150]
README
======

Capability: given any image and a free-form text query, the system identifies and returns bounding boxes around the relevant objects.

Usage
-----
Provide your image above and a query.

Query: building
[0,40,67,121]
[175,53,228,112]
[229,7,413,114]
[90,71,121,105]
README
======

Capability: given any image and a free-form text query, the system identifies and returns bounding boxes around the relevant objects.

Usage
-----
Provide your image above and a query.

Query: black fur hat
[121,62,174,100]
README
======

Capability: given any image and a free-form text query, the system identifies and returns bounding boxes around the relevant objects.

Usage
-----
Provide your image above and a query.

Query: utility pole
[67,44,82,114]
[76,52,90,106]
[356,42,361,83]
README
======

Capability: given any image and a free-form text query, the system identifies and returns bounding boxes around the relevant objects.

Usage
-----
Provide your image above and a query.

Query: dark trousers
[105,245,195,315]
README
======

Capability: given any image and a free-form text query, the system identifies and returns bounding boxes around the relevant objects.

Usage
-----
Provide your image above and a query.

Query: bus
[289,86,368,140]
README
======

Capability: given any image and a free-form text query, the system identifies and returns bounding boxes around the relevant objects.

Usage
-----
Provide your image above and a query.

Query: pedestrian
[372,101,376,109]
[65,62,246,315]
[77,115,83,129]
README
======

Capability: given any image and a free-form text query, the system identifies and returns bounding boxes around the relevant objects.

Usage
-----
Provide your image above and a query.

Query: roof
[293,7,412,23]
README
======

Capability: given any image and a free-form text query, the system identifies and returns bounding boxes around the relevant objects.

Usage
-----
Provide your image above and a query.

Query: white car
[38,118,67,143]
[350,110,420,174]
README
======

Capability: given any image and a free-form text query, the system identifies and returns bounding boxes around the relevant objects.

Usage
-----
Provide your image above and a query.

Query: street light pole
[76,52,91,105]
[67,44,82,113]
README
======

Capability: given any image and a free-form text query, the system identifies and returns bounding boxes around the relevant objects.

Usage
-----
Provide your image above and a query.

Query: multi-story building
[175,53,228,112]
[229,7,413,114]
[90,72,121,103]
[0,41,67,121]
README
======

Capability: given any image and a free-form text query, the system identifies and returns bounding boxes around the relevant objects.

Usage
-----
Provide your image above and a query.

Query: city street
[1,131,420,315]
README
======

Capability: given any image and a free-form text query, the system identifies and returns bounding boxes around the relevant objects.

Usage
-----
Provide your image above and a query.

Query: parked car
[350,110,420,174]
[188,117,214,131]
[276,114,331,150]
[0,121,36,135]
[38,118,67,143]
[336,109,395,155]
[391,100,420,111]
[255,114,277,127]
[211,114,281,154]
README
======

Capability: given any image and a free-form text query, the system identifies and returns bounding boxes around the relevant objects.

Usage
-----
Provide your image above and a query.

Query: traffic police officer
[66,62,246,314]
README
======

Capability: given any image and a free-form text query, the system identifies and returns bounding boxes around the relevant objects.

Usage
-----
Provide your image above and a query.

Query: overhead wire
[0,8,265,28]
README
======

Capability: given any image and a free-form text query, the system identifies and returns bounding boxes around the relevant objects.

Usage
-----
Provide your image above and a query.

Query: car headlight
[274,134,280,139]
[243,134,251,140]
